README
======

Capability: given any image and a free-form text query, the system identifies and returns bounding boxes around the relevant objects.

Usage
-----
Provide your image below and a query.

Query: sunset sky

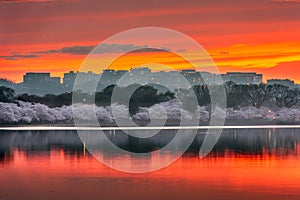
[0,0,300,83]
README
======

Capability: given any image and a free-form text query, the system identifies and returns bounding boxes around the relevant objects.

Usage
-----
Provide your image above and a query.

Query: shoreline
[0,119,299,128]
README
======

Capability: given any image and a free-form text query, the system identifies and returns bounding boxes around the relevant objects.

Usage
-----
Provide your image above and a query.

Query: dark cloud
[129,48,168,53]
[31,49,59,54]
[31,45,95,55]
[89,44,180,55]
[61,45,94,55]
[0,44,173,60]
[0,53,39,60]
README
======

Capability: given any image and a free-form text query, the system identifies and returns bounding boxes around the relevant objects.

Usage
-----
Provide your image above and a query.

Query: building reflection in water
[1,128,300,200]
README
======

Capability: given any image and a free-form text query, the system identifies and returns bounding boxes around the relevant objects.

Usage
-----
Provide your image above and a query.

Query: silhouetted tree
[128,85,174,115]
[0,86,15,103]
[0,78,15,88]
[244,84,271,108]
[225,82,249,107]
[17,93,41,103]
[192,85,210,106]
[95,85,116,106]
[270,85,300,108]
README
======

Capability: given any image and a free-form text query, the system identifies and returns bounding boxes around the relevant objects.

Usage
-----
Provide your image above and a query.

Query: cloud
[91,44,147,54]
[47,44,171,55]
[0,52,39,60]
[0,44,173,60]
[31,49,60,54]
[31,45,95,55]
[61,45,95,55]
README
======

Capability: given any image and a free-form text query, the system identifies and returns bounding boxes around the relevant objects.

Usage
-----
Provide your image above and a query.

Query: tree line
[190,81,300,108]
[1,82,299,112]
[0,84,174,115]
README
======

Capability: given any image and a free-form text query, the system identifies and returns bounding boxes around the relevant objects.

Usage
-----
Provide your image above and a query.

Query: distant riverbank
[1,119,299,128]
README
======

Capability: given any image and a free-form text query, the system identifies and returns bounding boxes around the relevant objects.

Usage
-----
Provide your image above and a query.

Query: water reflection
[1,129,300,160]
[1,129,300,200]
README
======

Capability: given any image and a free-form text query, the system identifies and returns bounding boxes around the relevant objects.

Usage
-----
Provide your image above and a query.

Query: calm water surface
[1,128,300,200]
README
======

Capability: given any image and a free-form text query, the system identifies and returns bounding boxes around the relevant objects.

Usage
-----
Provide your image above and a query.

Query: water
[1,128,300,200]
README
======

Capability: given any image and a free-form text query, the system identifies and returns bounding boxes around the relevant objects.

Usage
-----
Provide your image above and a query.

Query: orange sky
[0,0,300,83]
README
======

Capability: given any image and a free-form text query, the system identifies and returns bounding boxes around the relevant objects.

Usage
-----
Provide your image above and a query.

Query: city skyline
[1,67,298,96]
[1,66,298,84]
[3,67,299,84]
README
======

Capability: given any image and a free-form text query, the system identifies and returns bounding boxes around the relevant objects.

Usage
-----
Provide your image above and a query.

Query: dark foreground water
[1,128,300,200]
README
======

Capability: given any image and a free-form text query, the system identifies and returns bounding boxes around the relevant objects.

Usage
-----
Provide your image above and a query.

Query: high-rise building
[222,72,262,85]
[12,67,269,95]
[63,71,77,91]
[267,79,295,88]
[20,72,62,95]
[180,69,203,85]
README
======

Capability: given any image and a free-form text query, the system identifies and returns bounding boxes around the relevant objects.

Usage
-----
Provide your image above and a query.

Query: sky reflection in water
[1,128,300,200]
